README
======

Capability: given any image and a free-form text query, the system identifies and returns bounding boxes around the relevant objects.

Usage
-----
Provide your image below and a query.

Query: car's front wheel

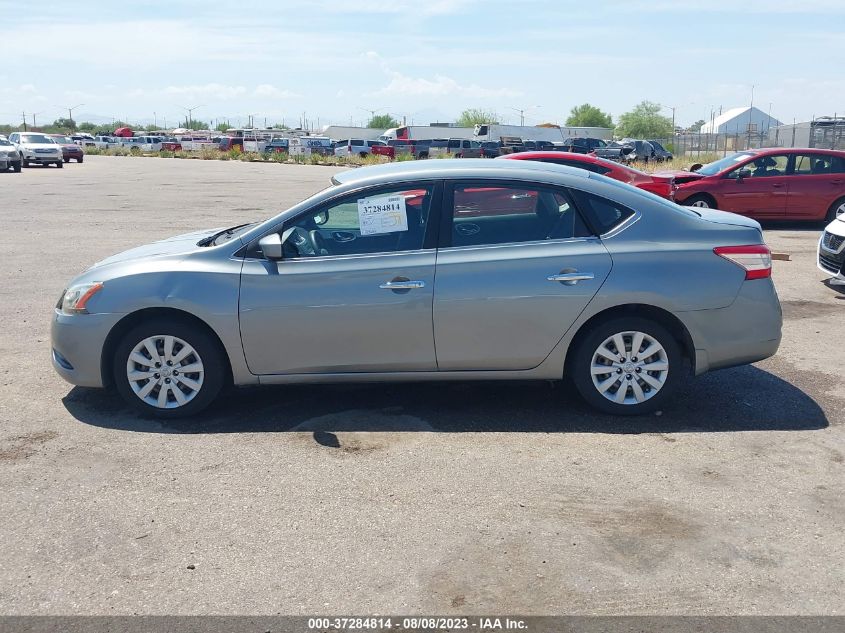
[571,317,682,415]
[56,161,63,168]
[12,161,21,173]
[112,319,226,418]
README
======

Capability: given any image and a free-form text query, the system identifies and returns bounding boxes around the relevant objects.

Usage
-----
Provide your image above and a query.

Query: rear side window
[448,183,591,248]
[569,190,635,234]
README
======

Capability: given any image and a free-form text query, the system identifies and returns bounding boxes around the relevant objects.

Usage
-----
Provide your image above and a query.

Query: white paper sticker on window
[357,195,408,235]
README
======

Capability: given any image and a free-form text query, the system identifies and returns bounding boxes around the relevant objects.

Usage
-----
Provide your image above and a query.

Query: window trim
[439,180,594,250]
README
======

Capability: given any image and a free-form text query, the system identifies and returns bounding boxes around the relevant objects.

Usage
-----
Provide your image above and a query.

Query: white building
[700,106,782,135]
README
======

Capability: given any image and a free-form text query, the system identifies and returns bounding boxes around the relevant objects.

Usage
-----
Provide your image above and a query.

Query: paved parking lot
[1,156,842,614]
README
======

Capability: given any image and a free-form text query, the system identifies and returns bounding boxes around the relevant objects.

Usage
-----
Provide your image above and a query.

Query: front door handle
[379,279,426,290]
[547,272,594,285]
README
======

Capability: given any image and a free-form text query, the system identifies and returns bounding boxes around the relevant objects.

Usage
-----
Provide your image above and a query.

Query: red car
[497,151,677,199]
[670,148,845,222]
[48,134,84,163]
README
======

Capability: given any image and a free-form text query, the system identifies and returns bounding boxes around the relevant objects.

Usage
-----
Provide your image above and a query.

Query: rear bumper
[51,311,124,388]
[679,278,782,375]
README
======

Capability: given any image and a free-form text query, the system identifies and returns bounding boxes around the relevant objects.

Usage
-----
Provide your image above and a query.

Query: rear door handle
[547,272,594,285]
[379,280,426,290]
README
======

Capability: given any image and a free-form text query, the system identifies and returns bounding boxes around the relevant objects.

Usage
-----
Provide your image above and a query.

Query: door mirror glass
[736,168,752,180]
[259,233,283,260]
[313,210,329,225]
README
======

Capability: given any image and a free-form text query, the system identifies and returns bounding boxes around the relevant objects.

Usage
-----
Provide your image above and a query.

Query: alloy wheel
[125,335,205,409]
[590,331,669,405]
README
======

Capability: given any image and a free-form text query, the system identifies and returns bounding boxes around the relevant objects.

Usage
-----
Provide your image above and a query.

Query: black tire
[683,193,715,209]
[570,316,683,416]
[56,161,63,168]
[63,157,69,163]
[112,318,226,418]
[359,152,368,158]
[23,160,30,168]
[77,157,84,163]
[12,161,21,173]
[825,196,845,223]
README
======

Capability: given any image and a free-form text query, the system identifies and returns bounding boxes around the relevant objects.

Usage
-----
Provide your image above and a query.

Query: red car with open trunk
[497,151,677,200]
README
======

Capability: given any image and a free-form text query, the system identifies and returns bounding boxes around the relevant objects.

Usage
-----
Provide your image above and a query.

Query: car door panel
[787,154,845,220]
[433,240,612,370]
[240,252,436,375]
[717,155,790,218]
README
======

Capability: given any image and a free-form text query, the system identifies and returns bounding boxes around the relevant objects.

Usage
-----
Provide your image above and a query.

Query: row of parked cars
[0,132,87,171]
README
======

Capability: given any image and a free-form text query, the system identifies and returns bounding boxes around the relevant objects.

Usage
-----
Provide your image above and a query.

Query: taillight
[714,245,772,280]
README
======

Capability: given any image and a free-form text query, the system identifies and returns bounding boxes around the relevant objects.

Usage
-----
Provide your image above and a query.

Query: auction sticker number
[357,195,408,235]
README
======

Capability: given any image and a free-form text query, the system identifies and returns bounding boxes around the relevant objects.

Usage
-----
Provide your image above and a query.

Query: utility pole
[21,111,27,132]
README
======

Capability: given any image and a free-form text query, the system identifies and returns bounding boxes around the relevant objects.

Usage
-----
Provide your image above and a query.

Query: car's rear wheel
[56,161,63,168]
[77,157,84,163]
[12,161,21,173]
[825,197,845,223]
[23,159,30,168]
[571,317,682,416]
[112,319,225,418]
[684,194,715,209]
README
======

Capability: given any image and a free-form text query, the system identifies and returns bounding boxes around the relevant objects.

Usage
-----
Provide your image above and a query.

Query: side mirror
[736,169,752,180]
[258,233,283,260]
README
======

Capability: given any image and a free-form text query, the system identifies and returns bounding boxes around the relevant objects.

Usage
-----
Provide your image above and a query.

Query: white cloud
[375,71,521,99]
[254,84,300,99]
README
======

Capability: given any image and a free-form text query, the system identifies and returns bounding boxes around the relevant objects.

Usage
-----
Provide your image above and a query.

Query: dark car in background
[648,140,673,162]
[48,135,85,163]
[671,147,845,222]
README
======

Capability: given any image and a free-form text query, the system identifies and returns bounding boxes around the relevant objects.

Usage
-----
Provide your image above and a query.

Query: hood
[19,142,61,150]
[692,207,762,230]
[826,215,845,236]
[87,228,221,270]
[655,169,703,184]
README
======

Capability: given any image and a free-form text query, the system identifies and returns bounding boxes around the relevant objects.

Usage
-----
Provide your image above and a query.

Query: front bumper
[818,230,845,282]
[24,152,62,164]
[679,278,782,375]
[51,311,124,388]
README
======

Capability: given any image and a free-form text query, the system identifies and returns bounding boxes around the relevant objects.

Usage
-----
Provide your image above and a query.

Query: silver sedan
[51,159,782,417]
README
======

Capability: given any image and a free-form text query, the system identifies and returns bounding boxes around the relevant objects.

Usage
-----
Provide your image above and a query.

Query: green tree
[215,122,232,132]
[52,117,77,131]
[565,103,612,128]
[689,119,706,133]
[367,113,399,129]
[615,101,673,138]
[77,122,97,132]
[456,108,498,127]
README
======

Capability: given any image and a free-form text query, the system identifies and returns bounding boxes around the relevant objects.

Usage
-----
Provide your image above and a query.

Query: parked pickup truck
[428,138,483,158]
[371,139,436,160]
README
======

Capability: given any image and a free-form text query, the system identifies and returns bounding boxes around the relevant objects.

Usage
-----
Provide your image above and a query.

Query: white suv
[8,132,64,168]
[333,139,385,157]
[818,213,845,285]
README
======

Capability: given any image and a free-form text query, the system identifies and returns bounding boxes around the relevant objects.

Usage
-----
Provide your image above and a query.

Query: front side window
[279,185,435,258]
[449,184,591,247]
[732,154,789,178]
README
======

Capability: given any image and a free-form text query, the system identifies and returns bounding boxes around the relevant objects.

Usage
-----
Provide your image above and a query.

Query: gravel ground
[0,156,842,615]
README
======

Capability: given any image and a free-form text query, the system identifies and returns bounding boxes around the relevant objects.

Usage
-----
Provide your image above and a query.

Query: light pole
[508,105,540,126]
[179,104,203,129]
[358,106,388,126]
[63,103,84,129]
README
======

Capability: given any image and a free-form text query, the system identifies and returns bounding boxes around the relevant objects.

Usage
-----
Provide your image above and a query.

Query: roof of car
[331,157,590,186]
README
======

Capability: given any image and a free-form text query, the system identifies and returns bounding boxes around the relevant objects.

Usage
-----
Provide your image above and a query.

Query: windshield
[696,152,754,176]
[0,138,11,146]
[21,134,54,144]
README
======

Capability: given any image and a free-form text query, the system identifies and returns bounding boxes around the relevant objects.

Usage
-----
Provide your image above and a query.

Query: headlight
[60,282,103,315]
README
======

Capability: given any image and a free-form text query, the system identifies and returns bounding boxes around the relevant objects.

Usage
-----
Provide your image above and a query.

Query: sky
[3,0,844,130]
